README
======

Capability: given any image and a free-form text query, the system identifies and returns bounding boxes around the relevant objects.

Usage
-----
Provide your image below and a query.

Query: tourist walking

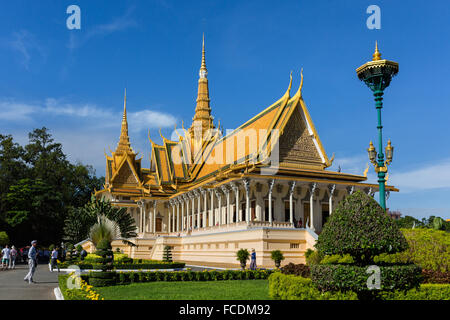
[24,240,38,284]
[250,248,257,270]
[1,245,10,270]
[50,247,60,272]
[9,246,17,269]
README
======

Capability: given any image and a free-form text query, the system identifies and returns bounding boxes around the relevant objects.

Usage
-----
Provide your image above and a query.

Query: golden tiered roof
[96,38,399,200]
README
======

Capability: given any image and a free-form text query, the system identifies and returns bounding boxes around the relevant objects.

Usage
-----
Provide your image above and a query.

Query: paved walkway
[0,263,58,300]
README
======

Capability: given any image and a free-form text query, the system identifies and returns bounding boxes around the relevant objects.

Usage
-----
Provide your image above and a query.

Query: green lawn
[95,280,270,300]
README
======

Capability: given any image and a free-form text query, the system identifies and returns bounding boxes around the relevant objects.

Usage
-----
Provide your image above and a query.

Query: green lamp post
[356,42,398,210]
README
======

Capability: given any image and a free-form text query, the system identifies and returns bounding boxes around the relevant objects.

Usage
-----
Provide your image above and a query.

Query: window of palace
[284,201,295,222]
[251,200,256,221]
[264,199,275,221]
[321,203,330,227]
[303,202,310,227]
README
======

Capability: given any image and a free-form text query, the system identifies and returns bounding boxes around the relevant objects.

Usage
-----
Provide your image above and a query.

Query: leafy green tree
[0,134,27,230]
[0,231,9,246]
[316,190,408,264]
[312,191,422,299]
[5,178,64,245]
[395,215,424,229]
[236,249,250,270]
[0,127,104,246]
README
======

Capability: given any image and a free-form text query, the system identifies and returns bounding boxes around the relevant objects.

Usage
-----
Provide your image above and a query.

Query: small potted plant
[271,250,285,268]
[236,249,250,270]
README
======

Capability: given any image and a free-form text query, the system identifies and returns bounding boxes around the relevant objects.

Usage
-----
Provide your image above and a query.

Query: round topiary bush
[311,190,422,299]
[315,190,408,264]
[88,239,115,287]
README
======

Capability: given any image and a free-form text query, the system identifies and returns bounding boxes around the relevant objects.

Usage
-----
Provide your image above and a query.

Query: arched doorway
[156,213,163,232]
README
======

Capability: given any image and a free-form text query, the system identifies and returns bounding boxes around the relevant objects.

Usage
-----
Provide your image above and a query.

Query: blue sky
[1,0,449,219]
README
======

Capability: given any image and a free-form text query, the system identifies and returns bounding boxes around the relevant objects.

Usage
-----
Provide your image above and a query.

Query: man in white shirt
[1,245,10,270]
[24,241,38,284]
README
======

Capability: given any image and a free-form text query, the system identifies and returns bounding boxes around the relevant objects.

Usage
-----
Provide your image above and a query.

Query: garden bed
[269,272,450,300]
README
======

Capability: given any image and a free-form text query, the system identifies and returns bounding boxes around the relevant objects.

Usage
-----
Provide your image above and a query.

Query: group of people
[2,239,63,284]
[1,245,18,270]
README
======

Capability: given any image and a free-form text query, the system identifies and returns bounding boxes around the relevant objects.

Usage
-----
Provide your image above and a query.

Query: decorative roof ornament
[189,33,215,140]
[199,33,207,79]
[373,41,381,61]
[115,88,133,154]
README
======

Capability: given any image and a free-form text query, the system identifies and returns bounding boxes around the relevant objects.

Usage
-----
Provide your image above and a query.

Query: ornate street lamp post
[356,42,398,210]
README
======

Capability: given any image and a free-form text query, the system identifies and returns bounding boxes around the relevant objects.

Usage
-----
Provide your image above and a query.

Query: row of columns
[134,180,375,234]
[137,200,157,233]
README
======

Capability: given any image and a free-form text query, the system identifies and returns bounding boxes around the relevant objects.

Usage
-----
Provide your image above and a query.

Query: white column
[215,189,222,226]
[243,178,250,223]
[309,183,317,231]
[191,193,195,229]
[268,179,274,224]
[197,190,201,229]
[202,189,207,228]
[210,190,214,226]
[181,198,185,231]
[185,195,190,230]
[153,200,157,233]
[329,184,336,215]
[143,201,147,232]
[222,185,230,224]
[289,181,296,224]
[176,199,180,232]
[139,205,143,233]
[231,183,239,223]
[168,210,171,234]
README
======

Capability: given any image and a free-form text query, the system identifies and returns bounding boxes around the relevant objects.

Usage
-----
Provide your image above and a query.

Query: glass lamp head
[385,139,394,164]
[368,141,377,163]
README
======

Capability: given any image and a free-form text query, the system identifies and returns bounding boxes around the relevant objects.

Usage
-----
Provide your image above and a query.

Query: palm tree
[64,196,137,245]
[89,215,120,247]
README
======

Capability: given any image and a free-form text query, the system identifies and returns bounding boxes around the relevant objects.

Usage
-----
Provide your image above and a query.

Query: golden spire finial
[122,88,127,121]
[372,41,382,61]
[200,33,207,77]
[116,88,132,153]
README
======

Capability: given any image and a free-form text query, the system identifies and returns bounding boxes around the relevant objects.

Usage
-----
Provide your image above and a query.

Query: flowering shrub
[59,274,104,300]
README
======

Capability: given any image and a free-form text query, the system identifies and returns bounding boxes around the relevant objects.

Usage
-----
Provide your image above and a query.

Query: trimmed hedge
[269,273,357,300]
[58,261,185,270]
[380,283,450,300]
[269,272,450,300]
[280,263,310,278]
[114,269,274,286]
[84,269,274,286]
[374,228,449,272]
[310,264,422,292]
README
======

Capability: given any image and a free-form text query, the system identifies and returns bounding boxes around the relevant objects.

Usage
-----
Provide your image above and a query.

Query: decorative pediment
[278,105,323,168]
[112,159,140,186]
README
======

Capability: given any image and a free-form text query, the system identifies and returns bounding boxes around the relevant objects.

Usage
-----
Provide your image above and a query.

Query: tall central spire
[116,89,132,154]
[189,34,214,140]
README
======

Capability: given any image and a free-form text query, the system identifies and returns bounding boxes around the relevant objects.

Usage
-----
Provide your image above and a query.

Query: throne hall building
[91,38,398,268]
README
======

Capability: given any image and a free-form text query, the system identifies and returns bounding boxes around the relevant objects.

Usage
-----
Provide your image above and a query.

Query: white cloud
[129,110,177,131]
[390,159,450,192]
[8,30,46,69]
[0,100,39,121]
[0,98,177,131]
